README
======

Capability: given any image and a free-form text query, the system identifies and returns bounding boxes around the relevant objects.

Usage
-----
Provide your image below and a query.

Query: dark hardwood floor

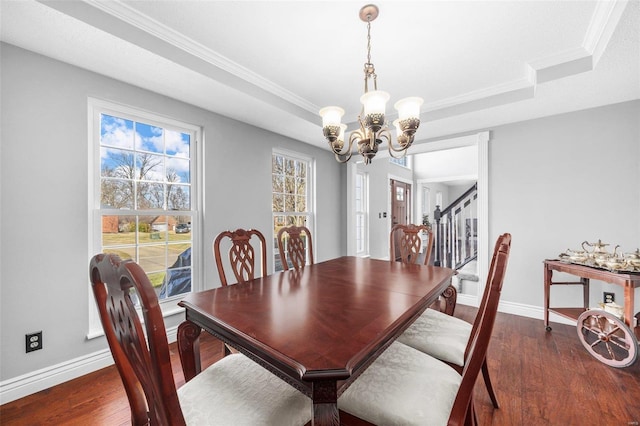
[2,305,639,425]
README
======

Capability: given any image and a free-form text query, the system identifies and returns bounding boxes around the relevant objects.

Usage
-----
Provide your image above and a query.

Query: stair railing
[433,183,478,270]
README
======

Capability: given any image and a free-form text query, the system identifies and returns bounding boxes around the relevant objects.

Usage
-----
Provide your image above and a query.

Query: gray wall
[489,100,640,310]
[1,40,639,397]
[358,161,414,259]
[0,44,345,381]
[354,100,640,315]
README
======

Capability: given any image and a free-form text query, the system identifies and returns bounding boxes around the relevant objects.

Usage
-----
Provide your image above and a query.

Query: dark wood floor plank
[1,306,638,425]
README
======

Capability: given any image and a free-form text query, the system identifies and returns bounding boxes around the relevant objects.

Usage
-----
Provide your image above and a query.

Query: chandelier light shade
[320,4,424,164]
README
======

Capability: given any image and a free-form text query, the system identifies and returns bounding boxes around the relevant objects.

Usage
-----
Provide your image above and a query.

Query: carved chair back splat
[277,225,314,270]
[213,228,267,286]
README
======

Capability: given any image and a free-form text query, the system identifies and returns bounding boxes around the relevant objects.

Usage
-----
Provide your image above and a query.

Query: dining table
[177,256,456,426]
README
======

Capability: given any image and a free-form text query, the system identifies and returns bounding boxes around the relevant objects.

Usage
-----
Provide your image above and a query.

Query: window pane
[138,245,167,277]
[285,176,295,194]
[165,130,190,158]
[102,216,136,247]
[101,114,134,150]
[138,182,165,209]
[285,194,295,212]
[136,152,164,182]
[296,196,306,212]
[296,177,306,195]
[272,155,283,174]
[168,184,190,210]
[135,122,163,154]
[101,147,135,180]
[272,193,284,212]
[272,175,283,193]
[101,178,134,209]
[285,159,295,176]
[167,157,190,184]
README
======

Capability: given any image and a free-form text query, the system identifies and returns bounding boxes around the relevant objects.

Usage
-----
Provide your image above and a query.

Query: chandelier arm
[329,134,356,157]
[388,133,415,153]
[388,144,409,159]
[334,151,353,163]
[376,128,392,147]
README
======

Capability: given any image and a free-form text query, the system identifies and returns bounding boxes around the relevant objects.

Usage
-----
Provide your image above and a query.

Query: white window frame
[389,155,412,169]
[355,171,369,256]
[87,98,203,339]
[271,148,315,272]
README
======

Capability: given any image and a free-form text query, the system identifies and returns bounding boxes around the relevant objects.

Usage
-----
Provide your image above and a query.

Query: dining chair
[213,228,267,286]
[396,233,512,409]
[338,233,511,425]
[277,225,314,270]
[89,253,312,426]
[390,223,457,315]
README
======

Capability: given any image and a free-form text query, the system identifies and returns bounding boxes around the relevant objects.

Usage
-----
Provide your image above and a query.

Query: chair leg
[482,359,500,408]
[464,398,477,426]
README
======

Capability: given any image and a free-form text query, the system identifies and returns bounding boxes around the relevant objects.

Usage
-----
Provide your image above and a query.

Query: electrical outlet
[26,331,42,353]
[603,292,615,304]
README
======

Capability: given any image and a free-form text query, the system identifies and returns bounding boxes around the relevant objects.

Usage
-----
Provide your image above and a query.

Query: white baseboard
[0,325,179,405]
[456,296,575,326]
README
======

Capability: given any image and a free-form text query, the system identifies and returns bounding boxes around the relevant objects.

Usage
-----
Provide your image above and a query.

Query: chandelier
[319,4,423,165]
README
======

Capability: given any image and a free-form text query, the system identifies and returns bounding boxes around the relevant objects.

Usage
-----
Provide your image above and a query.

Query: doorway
[390,179,411,260]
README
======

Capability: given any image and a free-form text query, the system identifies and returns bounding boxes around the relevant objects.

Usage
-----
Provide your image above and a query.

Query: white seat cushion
[178,353,312,426]
[338,341,462,426]
[397,308,472,366]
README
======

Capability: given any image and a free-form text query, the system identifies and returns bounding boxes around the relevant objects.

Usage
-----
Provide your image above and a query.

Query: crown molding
[76,0,629,128]
[85,0,318,114]
[584,0,629,66]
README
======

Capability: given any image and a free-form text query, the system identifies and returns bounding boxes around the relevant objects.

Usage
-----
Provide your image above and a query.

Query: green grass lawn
[102,231,191,288]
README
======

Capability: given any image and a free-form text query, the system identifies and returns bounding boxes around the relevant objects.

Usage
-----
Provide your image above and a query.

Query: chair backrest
[89,253,186,426]
[389,223,434,265]
[213,228,267,286]
[277,225,314,270]
[448,233,511,425]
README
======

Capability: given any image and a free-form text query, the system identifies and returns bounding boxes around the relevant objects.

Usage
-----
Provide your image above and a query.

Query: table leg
[544,265,551,330]
[311,379,339,426]
[624,282,635,329]
[177,320,202,382]
[581,277,589,309]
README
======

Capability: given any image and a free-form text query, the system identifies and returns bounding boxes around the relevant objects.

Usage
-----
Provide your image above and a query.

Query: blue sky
[100,114,191,183]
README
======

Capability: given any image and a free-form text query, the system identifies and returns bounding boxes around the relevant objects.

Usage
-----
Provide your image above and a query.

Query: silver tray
[558,255,640,274]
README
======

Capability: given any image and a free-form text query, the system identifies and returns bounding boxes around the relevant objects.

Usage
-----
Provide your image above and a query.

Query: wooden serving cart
[544,259,640,368]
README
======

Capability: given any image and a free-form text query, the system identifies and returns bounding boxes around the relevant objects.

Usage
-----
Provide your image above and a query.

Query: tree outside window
[272,152,312,271]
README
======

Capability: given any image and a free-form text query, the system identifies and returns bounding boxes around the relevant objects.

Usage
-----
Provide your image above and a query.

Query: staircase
[433,183,478,271]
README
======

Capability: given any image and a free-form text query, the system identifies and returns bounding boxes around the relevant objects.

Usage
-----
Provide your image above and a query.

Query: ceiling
[1,0,638,152]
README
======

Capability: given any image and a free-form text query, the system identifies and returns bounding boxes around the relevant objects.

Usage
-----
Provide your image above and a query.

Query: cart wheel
[576,309,638,368]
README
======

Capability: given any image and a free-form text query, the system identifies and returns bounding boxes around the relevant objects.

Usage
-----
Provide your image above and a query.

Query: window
[272,150,313,271]
[89,99,201,336]
[389,156,410,168]
[355,171,369,256]
[422,186,431,223]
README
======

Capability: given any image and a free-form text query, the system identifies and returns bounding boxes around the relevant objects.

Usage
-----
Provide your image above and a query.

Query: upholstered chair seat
[397,308,472,366]
[178,353,311,425]
[339,342,461,426]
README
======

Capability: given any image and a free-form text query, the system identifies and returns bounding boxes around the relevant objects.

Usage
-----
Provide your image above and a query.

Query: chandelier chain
[366,18,372,65]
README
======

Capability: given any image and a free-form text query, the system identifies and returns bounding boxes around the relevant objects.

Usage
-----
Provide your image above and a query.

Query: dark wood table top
[180,256,455,382]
